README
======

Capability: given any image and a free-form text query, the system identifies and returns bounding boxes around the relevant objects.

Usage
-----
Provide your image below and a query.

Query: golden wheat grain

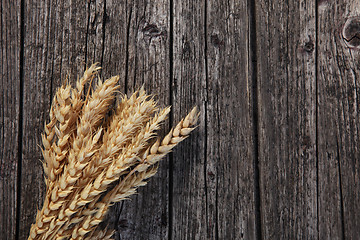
[29,73,118,240]
[67,107,199,238]
[41,103,57,184]
[30,65,101,240]
[84,107,170,195]
[42,64,100,185]
[47,91,158,239]
[47,76,119,230]
[78,89,157,186]
[28,64,199,240]
[106,107,199,202]
[67,167,158,239]
[58,75,119,192]
[46,85,73,183]
[56,107,170,228]
[52,107,171,238]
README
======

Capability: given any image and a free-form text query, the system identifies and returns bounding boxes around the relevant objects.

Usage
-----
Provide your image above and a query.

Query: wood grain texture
[0,0,20,238]
[19,0,90,238]
[206,0,256,239]
[2,0,360,239]
[171,0,207,239]
[86,0,105,69]
[108,0,171,239]
[95,3,128,235]
[256,0,318,239]
[100,0,128,84]
[317,1,360,239]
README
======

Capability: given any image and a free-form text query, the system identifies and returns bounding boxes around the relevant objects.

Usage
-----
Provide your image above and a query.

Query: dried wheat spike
[29,73,119,240]
[56,107,170,226]
[48,92,159,237]
[81,107,171,197]
[28,63,199,240]
[78,89,158,186]
[109,107,199,201]
[67,167,159,239]
[29,66,100,240]
[44,85,73,183]
[42,64,100,185]
[54,106,171,238]
[67,107,199,237]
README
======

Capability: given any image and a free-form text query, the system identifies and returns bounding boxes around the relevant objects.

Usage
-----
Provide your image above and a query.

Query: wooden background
[1,0,360,239]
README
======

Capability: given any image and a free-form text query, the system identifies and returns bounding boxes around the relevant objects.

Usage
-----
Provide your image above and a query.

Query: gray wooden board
[0,0,21,238]
[255,0,318,239]
[2,0,360,239]
[317,1,360,239]
[19,0,90,239]
[103,0,171,239]
[171,0,257,238]
[171,0,208,239]
[206,0,257,239]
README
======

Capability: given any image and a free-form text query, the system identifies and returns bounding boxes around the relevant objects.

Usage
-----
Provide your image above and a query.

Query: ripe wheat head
[28,63,199,240]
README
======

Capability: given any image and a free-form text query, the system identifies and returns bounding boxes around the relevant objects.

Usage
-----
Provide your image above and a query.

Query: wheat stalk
[28,64,199,240]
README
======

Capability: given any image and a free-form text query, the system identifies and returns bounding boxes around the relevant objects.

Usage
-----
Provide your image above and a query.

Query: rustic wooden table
[1,0,360,239]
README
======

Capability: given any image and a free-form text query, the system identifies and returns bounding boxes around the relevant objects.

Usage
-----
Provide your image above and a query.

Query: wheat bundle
[28,64,199,240]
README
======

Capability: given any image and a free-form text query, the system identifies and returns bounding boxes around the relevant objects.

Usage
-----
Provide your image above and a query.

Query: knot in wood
[342,17,360,49]
[211,34,225,48]
[303,40,314,53]
[142,24,166,38]
[182,41,191,59]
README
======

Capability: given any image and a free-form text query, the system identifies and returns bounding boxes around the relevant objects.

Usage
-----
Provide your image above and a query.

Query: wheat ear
[83,107,171,196]
[78,89,157,186]
[64,167,159,239]
[45,76,119,238]
[43,84,73,184]
[29,66,100,240]
[53,107,170,239]
[47,93,158,239]
[42,91,156,240]
[68,107,199,238]
[109,106,200,201]
[28,64,200,240]
[28,74,118,240]
[42,64,100,184]
[59,107,170,220]
[41,98,57,184]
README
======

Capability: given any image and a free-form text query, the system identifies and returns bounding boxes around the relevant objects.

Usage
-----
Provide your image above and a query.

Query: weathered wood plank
[20,0,90,238]
[86,0,105,68]
[255,0,317,238]
[9,1,360,240]
[171,0,207,238]
[317,2,360,239]
[100,0,128,86]
[98,0,128,125]
[206,0,257,239]
[171,0,256,238]
[0,0,21,238]
[103,0,171,239]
